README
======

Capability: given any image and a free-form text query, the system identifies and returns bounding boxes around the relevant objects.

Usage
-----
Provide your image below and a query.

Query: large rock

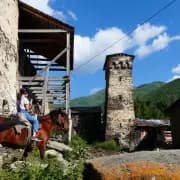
[45,149,68,166]
[47,141,72,152]
[84,150,180,180]
[0,145,24,168]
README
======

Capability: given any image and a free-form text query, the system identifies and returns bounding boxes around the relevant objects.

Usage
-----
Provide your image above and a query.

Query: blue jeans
[20,110,39,132]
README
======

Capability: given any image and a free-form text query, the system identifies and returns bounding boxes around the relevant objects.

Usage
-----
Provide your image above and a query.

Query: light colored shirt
[19,95,29,110]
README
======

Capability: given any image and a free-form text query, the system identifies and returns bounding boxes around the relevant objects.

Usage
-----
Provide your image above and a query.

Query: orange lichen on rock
[93,161,180,180]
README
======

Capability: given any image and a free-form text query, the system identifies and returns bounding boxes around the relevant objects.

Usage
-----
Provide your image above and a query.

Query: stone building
[0,1,74,115]
[71,107,103,143]
[165,98,180,148]
[0,0,19,113]
[104,53,135,149]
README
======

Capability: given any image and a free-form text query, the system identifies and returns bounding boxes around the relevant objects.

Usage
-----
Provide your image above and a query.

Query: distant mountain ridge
[70,79,180,119]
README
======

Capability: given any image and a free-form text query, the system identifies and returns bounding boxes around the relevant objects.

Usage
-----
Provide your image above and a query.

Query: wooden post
[42,67,49,115]
[66,32,72,142]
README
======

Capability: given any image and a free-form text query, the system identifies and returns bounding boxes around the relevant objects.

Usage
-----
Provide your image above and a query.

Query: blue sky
[22,0,180,99]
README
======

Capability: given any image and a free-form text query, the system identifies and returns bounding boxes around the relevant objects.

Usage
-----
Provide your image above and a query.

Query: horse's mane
[49,109,67,124]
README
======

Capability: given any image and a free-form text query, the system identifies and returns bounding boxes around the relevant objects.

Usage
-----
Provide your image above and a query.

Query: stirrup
[31,136,42,142]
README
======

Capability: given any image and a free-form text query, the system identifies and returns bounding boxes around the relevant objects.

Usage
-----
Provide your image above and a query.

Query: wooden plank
[20,82,43,86]
[30,87,65,91]
[32,90,65,93]
[21,39,59,43]
[36,97,65,101]
[42,67,49,114]
[66,32,72,143]
[36,67,66,71]
[31,63,60,67]
[30,59,55,62]
[35,93,65,97]
[19,29,67,33]
[48,82,64,85]
[19,76,68,81]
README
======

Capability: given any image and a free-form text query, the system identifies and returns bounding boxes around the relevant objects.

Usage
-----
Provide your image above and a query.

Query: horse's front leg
[37,141,47,159]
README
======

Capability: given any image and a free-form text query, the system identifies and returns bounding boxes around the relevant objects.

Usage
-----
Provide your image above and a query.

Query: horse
[0,109,69,159]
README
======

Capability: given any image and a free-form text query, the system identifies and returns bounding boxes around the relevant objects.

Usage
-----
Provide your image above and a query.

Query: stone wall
[0,0,19,114]
[104,53,135,149]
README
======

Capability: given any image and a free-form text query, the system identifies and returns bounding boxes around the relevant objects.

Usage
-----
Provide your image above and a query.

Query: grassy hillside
[146,79,180,110]
[70,89,105,108]
[134,81,165,100]
[134,79,180,119]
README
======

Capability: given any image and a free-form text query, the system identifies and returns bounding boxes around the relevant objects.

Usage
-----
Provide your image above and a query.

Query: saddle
[15,113,32,144]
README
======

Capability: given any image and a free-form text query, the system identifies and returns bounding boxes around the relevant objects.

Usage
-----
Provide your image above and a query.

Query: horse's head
[49,109,69,132]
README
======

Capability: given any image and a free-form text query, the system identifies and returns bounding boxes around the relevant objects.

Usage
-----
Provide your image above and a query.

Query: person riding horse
[18,88,41,141]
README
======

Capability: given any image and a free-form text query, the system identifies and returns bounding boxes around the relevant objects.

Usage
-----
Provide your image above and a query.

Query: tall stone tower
[0,0,19,113]
[104,53,135,149]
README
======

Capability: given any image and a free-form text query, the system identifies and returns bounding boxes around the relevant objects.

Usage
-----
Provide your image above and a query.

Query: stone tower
[104,53,135,149]
[0,0,19,113]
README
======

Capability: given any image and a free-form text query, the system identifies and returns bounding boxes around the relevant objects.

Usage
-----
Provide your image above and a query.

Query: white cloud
[74,23,180,73]
[132,23,166,45]
[172,64,180,74]
[21,0,54,15]
[74,27,132,73]
[89,87,103,95]
[167,75,180,82]
[135,33,170,57]
[67,10,78,21]
[21,0,66,21]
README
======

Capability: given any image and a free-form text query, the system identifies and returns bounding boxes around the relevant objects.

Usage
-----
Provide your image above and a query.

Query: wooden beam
[36,97,65,100]
[30,59,54,62]
[29,87,65,91]
[32,90,65,93]
[35,67,66,71]
[20,82,43,86]
[31,63,60,67]
[19,76,68,81]
[19,29,67,33]
[66,32,72,143]
[48,82,65,85]
[21,39,60,43]
[35,93,65,97]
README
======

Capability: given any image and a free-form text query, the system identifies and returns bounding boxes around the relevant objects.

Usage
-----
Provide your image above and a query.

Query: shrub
[0,135,88,180]
[64,135,88,161]
[93,140,123,151]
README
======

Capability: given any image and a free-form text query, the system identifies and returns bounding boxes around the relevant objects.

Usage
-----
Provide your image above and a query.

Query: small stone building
[165,98,180,148]
[71,107,103,143]
[104,53,135,149]
[134,119,172,150]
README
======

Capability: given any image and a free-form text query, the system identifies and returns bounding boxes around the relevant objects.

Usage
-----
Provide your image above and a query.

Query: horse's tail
[0,119,26,132]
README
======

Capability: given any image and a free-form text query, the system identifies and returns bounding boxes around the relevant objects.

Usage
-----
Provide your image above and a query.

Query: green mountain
[145,79,180,112]
[70,79,180,119]
[134,81,165,100]
[70,89,105,108]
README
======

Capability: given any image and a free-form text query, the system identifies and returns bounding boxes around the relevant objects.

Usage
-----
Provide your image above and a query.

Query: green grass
[93,140,123,151]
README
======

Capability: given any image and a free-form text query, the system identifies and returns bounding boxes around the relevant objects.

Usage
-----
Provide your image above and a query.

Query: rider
[18,88,41,141]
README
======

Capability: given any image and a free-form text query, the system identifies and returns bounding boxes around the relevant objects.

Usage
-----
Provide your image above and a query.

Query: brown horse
[0,109,69,158]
